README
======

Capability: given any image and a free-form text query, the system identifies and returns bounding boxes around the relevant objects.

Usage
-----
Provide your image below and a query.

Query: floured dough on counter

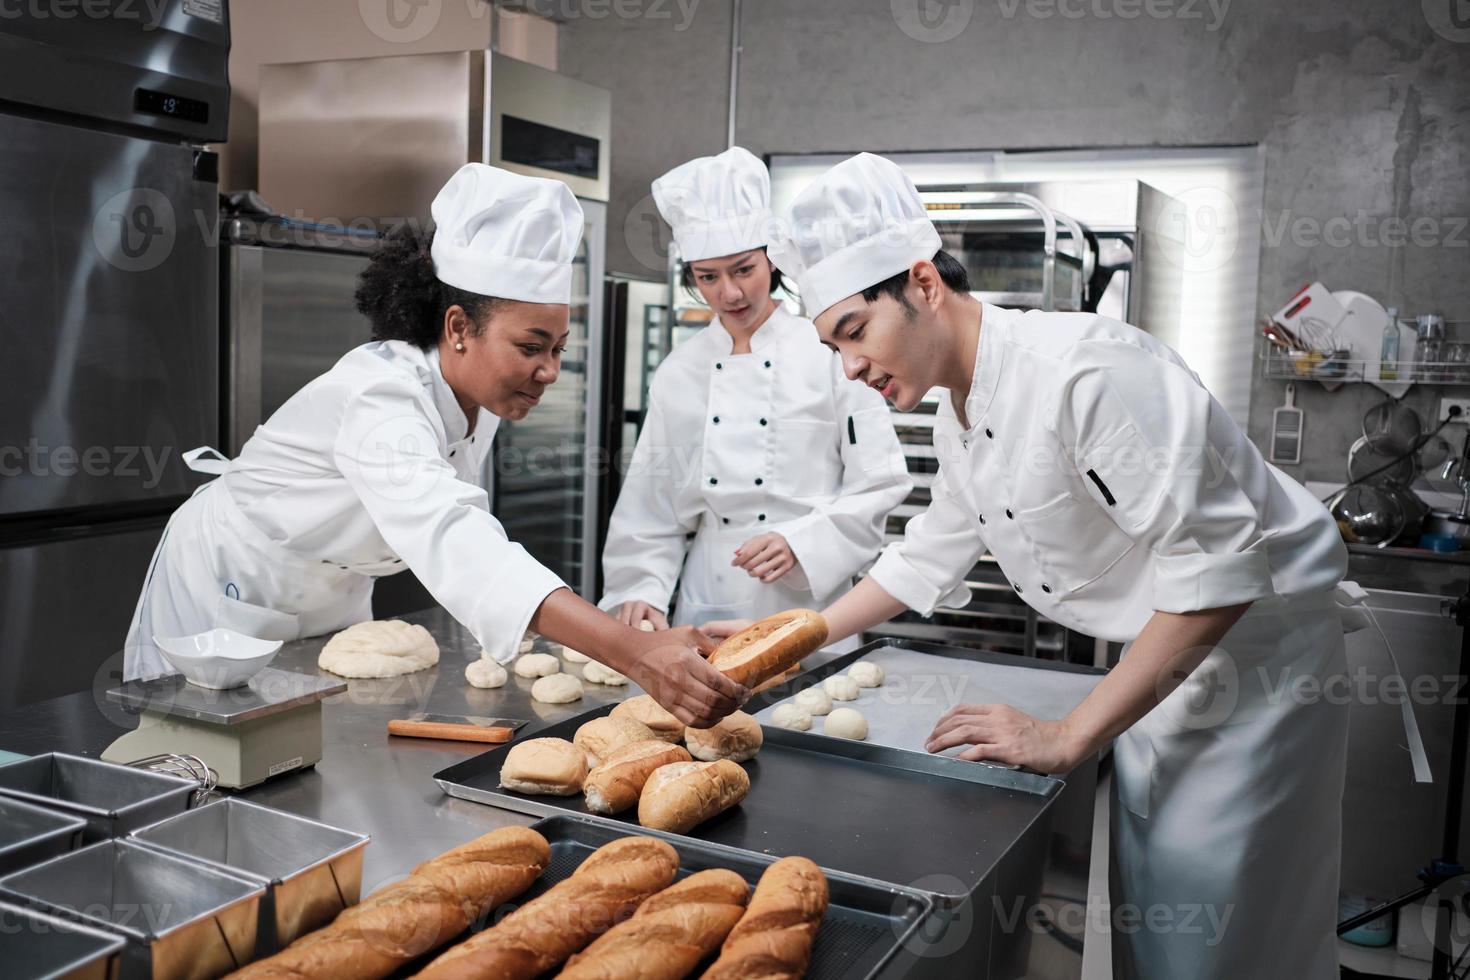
[318,620,439,678]
[465,658,508,689]
[582,661,629,686]
[532,673,583,703]
[559,644,591,664]
[514,653,561,678]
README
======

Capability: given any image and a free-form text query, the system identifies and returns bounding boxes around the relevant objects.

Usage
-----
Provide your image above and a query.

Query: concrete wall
[557,0,1470,486]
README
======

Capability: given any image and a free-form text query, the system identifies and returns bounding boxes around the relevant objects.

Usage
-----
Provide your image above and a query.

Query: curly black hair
[354,224,502,349]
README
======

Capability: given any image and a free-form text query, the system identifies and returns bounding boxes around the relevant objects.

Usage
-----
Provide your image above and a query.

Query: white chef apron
[673,522,859,654]
[1109,588,1348,979]
[122,470,373,682]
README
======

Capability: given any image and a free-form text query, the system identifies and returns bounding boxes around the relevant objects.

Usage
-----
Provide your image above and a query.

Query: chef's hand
[623,627,750,727]
[732,532,797,583]
[612,600,669,630]
[924,704,1089,774]
[700,618,753,640]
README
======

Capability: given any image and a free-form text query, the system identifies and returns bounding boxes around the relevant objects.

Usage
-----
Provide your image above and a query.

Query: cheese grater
[1271,382,1304,464]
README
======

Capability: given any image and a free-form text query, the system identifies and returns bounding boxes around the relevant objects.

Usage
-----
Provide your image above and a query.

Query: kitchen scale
[101,668,346,789]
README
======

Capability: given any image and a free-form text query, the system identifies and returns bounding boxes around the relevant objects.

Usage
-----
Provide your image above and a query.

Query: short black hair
[355,223,503,349]
[678,247,785,300]
[860,249,971,314]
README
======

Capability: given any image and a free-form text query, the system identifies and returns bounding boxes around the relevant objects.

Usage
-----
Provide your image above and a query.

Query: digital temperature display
[134,88,210,125]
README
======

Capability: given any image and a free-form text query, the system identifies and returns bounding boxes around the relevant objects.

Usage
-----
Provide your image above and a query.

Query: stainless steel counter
[0,608,848,894]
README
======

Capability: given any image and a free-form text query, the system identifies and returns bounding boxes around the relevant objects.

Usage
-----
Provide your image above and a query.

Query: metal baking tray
[0,839,264,980]
[0,796,87,877]
[506,815,934,980]
[0,753,195,843]
[434,702,1061,909]
[129,797,369,954]
[0,899,126,980]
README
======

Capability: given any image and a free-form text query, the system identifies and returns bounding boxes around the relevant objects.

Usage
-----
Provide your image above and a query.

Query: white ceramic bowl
[153,629,283,689]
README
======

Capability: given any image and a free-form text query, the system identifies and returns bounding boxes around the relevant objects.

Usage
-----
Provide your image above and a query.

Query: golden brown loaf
[611,695,686,743]
[411,836,679,980]
[224,827,550,980]
[684,710,763,763]
[499,737,588,796]
[558,869,750,979]
[583,739,693,815]
[703,856,829,980]
[708,610,828,689]
[573,715,659,767]
[638,760,751,834]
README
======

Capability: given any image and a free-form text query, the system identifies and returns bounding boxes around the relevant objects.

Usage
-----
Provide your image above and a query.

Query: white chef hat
[652,146,775,262]
[767,153,942,318]
[430,163,585,304]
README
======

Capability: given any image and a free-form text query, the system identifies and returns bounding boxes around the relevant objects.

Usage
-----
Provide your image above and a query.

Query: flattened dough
[532,673,583,703]
[514,653,561,679]
[465,659,508,689]
[318,620,439,679]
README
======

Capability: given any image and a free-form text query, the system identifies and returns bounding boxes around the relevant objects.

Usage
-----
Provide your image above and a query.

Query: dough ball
[514,653,561,679]
[771,703,812,731]
[532,673,583,704]
[318,620,439,679]
[794,687,832,716]
[848,661,885,688]
[638,620,656,632]
[823,674,860,702]
[464,659,508,689]
[560,644,591,664]
[824,707,868,740]
[582,661,630,686]
[518,636,536,655]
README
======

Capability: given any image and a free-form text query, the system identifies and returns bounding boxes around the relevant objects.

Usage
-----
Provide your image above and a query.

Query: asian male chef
[711,153,1352,979]
[122,163,746,728]
[599,147,910,648]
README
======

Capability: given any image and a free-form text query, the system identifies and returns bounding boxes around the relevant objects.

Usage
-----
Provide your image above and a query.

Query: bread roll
[500,737,588,795]
[708,610,827,689]
[574,715,659,768]
[514,652,561,678]
[225,827,549,979]
[532,673,583,704]
[684,711,763,762]
[638,760,750,834]
[771,703,811,731]
[559,869,749,980]
[823,707,868,740]
[611,695,686,743]
[413,837,679,980]
[583,740,693,815]
[703,856,829,980]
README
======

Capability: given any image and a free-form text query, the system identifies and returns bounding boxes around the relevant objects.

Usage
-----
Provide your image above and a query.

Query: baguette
[558,869,750,979]
[573,715,660,768]
[225,827,550,979]
[708,610,828,689]
[638,760,750,834]
[583,739,693,815]
[703,856,829,980]
[412,836,679,979]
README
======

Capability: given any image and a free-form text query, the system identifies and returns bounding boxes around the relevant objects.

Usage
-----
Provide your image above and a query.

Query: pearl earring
[455,342,465,352]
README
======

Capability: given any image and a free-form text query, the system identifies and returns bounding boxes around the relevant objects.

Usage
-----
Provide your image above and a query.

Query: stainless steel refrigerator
[0,1,232,708]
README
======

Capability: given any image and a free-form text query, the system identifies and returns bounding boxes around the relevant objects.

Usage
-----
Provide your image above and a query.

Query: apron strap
[182,446,231,476]
[1336,581,1432,784]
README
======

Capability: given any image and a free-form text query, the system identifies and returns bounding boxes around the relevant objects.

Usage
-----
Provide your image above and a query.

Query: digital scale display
[134,87,210,124]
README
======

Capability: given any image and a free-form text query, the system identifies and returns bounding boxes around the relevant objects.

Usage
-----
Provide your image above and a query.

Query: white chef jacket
[869,304,1346,640]
[600,304,911,619]
[218,340,564,664]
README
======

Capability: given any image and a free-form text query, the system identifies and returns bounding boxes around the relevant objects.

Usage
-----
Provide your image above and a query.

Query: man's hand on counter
[621,627,750,728]
[924,703,1090,774]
